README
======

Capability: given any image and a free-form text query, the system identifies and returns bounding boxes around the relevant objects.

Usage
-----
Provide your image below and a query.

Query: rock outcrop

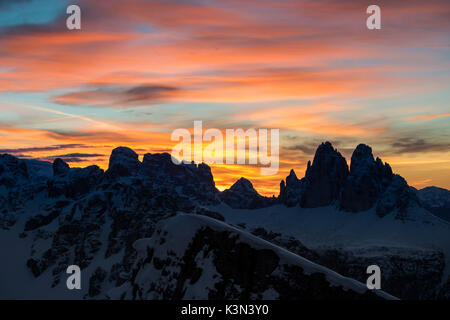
[106,147,140,178]
[53,158,70,176]
[279,142,419,217]
[220,177,275,209]
[340,144,392,212]
[279,169,303,207]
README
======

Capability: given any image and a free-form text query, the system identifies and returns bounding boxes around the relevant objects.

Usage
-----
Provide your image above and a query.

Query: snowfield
[211,204,450,250]
[108,214,395,300]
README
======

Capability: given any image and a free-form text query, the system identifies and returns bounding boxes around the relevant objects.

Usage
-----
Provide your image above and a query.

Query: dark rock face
[24,210,59,231]
[339,144,419,217]
[439,278,450,299]
[0,154,29,188]
[106,147,141,178]
[279,170,303,207]
[228,177,255,193]
[47,164,104,199]
[376,174,419,218]
[0,155,52,229]
[181,229,281,300]
[300,142,349,208]
[314,247,445,300]
[88,267,108,297]
[140,152,218,202]
[111,215,386,300]
[279,142,420,216]
[0,148,223,292]
[340,144,393,212]
[220,177,275,209]
[197,163,216,190]
[53,158,70,176]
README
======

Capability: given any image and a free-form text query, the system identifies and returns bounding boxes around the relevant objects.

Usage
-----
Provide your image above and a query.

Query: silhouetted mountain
[53,158,70,176]
[279,142,420,218]
[220,177,276,209]
[0,154,29,188]
[301,142,349,207]
[279,169,303,207]
[106,146,140,178]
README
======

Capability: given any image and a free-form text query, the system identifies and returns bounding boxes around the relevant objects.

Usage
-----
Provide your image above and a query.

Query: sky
[0,0,449,196]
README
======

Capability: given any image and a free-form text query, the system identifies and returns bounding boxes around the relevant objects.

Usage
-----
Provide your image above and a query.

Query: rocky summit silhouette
[220,177,276,209]
[279,142,419,219]
[0,142,449,300]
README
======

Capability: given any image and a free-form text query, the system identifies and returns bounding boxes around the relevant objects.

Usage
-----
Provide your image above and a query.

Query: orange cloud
[404,112,450,121]
[0,0,449,195]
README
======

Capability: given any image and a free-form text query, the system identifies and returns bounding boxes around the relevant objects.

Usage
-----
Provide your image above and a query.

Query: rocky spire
[340,144,392,212]
[300,142,349,208]
[279,169,304,207]
[221,177,274,209]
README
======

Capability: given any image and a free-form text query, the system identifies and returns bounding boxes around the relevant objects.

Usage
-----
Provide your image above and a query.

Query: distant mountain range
[0,142,449,299]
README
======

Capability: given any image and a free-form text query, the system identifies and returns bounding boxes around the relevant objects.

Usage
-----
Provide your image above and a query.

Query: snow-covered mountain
[213,203,450,299]
[0,142,449,300]
[108,214,393,300]
[415,186,450,222]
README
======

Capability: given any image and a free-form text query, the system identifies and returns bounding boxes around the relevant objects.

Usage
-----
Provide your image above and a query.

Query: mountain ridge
[3,141,445,212]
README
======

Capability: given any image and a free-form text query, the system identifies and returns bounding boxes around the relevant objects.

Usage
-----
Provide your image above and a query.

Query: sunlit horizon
[0,0,449,196]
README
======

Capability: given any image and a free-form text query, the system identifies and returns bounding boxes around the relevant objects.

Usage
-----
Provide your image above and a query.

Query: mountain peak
[277,141,418,217]
[349,144,375,174]
[0,154,29,187]
[340,144,417,216]
[314,141,335,157]
[354,143,373,155]
[279,168,303,207]
[300,141,349,207]
[53,158,70,176]
[287,169,297,180]
[221,177,274,209]
[110,146,139,162]
[106,146,140,177]
[230,177,255,193]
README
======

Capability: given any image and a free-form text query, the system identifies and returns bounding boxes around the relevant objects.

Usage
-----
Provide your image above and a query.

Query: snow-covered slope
[108,214,394,300]
[416,186,450,222]
[211,203,450,299]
